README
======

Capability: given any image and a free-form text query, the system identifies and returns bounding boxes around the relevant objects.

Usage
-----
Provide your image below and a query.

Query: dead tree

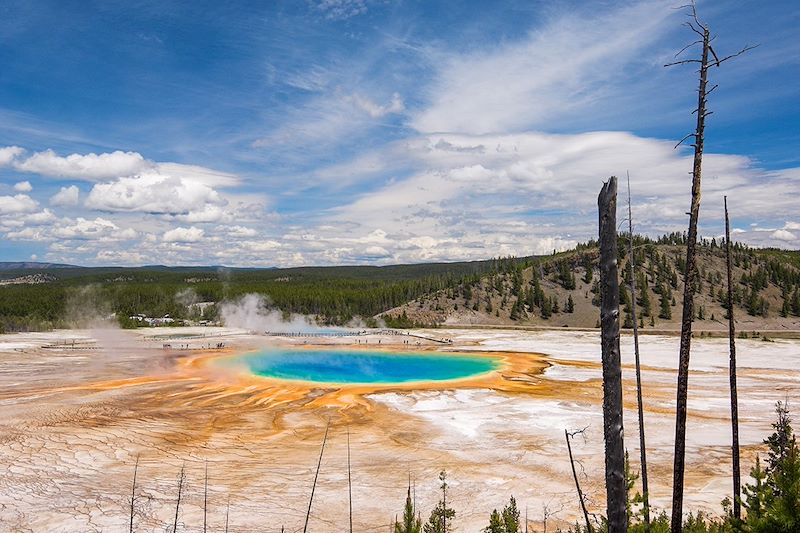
[203,461,208,533]
[725,196,741,519]
[348,426,354,533]
[172,463,186,533]
[224,494,230,533]
[626,174,650,531]
[565,428,593,533]
[598,176,626,533]
[129,454,139,533]
[542,500,563,533]
[303,418,331,533]
[665,4,755,530]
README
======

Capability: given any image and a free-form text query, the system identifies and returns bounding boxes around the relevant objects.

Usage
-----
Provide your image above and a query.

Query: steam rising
[174,287,200,307]
[65,285,115,329]
[219,294,318,332]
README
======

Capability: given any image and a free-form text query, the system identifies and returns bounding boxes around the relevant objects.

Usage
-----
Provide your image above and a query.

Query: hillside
[381,234,800,334]
[1,235,799,334]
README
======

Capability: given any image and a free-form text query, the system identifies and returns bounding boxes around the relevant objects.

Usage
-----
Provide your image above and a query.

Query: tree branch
[675,39,704,58]
[664,59,703,67]
[674,132,697,149]
[715,44,759,65]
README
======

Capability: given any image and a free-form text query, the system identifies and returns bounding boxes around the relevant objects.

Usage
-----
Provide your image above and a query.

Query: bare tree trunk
[203,461,208,533]
[665,5,755,528]
[671,23,709,533]
[224,494,230,533]
[172,463,186,533]
[627,174,650,531]
[303,418,330,533]
[725,196,741,519]
[129,454,139,533]
[565,429,593,533]
[442,471,447,533]
[348,426,354,533]
[598,176,627,533]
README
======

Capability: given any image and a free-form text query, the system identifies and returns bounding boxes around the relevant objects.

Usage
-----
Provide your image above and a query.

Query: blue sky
[1,0,798,266]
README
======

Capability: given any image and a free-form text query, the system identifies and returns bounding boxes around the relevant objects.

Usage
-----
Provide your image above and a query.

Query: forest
[1,236,799,334]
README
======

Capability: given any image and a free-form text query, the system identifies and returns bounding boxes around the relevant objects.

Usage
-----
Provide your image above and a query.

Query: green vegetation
[0,259,509,332]
[554,402,799,532]
[423,471,455,533]
[2,234,799,332]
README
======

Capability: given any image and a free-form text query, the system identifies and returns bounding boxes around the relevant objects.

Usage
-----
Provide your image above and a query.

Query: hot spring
[225,348,501,385]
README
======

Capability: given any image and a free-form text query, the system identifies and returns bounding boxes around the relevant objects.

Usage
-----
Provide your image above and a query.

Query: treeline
[0,258,528,332]
[2,237,799,333]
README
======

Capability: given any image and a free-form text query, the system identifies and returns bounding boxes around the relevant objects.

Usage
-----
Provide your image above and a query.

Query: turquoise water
[232,349,499,384]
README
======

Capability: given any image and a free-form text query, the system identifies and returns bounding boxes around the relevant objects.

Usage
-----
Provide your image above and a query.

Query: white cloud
[85,173,225,215]
[52,217,136,241]
[163,226,204,243]
[13,180,32,192]
[95,249,146,264]
[5,227,47,241]
[50,185,80,207]
[319,130,800,260]
[0,145,24,166]
[240,240,281,252]
[174,204,230,223]
[14,149,153,180]
[155,162,241,187]
[315,0,367,20]
[4,215,136,244]
[228,225,258,238]
[0,194,38,215]
[411,2,672,134]
[784,222,800,230]
[772,229,797,242]
[24,209,57,225]
[351,93,404,118]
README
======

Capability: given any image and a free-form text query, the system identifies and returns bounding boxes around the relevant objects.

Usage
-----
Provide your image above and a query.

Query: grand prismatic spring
[1,326,798,531]
[225,348,500,384]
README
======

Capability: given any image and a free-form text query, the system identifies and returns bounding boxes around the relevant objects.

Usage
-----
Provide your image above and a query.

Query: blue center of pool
[233,349,499,384]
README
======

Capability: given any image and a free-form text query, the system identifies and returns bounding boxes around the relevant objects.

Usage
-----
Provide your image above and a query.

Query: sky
[0,0,798,267]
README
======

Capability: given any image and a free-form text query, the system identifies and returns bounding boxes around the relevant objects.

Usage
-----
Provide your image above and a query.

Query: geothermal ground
[0,327,798,532]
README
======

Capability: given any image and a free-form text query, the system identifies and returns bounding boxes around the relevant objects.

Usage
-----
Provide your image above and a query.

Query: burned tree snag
[598,176,626,533]
[129,454,139,533]
[303,417,331,533]
[627,174,650,531]
[565,428,593,533]
[725,196,741,519]
[348,426,354,533]
[172,463,186,533]
[665,4,754,530]
[203,460,208,533]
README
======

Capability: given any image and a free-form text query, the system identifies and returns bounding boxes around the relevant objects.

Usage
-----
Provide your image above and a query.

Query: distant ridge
[0,261,79,270]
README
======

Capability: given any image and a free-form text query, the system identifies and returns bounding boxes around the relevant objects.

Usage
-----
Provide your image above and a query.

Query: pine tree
[483,496,520,533]
[637,274,651,317]
[484,510,504,533]
[659,284,672,320]
[583,261,594,284]
[741,402,800,533]
[424,471,455,533]
[501,496,520,533]
[395,484,422,533]
[540,296,552,319]
[792,288,800,316]
[566,294,575,313]
[510,298,522,321]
